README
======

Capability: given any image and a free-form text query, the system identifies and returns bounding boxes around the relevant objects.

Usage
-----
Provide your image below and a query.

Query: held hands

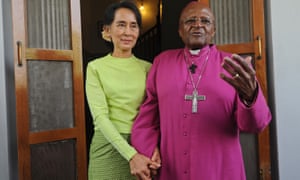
[220,54,258,104]
[129,151,161,180]
[149,147,161,176]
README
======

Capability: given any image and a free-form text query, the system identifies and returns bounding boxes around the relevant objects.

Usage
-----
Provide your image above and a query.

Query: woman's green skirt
[88,131,136,180]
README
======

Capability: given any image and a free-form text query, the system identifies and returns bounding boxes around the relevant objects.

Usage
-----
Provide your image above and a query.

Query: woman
[85,1,159,180]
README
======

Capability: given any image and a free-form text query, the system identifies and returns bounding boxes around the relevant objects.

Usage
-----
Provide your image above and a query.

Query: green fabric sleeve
[85,63,137,161]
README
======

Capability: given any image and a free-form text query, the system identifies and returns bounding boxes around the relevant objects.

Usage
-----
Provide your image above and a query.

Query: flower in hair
[101,30,111,42]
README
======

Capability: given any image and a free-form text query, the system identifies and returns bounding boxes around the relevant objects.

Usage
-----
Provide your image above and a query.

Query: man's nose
[193,19,205,27]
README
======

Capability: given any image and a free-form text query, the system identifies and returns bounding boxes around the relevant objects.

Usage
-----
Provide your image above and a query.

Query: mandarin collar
[184,45,211,58]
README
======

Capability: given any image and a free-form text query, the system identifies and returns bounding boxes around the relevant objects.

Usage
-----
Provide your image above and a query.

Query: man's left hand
[220,54,258,104]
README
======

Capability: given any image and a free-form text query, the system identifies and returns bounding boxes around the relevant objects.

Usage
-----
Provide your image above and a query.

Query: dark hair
[103,1,142,28]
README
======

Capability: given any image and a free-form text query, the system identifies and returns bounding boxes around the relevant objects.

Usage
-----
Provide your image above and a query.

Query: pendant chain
[184,49,210,90]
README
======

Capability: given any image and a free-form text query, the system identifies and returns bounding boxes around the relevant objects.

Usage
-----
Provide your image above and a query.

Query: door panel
[26,0,71,49]
[12,0,87,179]
[207,0,271,179]
[30,139,77,179]
[210,0,252,44]
[27,60,74,132]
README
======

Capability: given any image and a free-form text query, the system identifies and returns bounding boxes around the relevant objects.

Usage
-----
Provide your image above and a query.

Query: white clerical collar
[189,49,201,55]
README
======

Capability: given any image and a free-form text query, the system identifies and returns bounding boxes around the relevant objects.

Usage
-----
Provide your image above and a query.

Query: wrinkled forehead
[180,2,215,21]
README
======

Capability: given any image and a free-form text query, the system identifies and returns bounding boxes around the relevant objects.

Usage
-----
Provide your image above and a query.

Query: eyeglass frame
[182,16,214,26]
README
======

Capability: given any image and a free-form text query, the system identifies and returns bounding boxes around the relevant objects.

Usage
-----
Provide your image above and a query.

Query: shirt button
[184,151,188,155]
[183,132,187,136]
[183,114,187,118]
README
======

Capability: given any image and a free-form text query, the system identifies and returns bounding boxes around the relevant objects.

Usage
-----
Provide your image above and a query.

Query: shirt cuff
[125,147,138,162]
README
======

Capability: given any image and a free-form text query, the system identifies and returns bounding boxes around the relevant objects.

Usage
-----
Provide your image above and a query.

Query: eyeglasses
[183,17,213,26]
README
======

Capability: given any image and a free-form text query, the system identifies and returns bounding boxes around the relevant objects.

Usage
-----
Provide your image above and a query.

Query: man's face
[179,3,216,49]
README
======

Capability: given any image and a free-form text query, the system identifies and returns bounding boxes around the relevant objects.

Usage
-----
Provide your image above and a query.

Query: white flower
[101,30,111,42]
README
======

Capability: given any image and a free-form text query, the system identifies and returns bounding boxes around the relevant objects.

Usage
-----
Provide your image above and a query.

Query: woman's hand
[129,152,160,180]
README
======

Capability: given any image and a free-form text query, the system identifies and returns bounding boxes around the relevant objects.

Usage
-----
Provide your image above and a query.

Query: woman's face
[106,8,140,54]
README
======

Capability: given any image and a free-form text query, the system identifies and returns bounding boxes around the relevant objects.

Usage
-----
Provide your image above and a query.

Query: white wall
[267,0,300,179]
[1,0,18,179]
[0,0,10,179]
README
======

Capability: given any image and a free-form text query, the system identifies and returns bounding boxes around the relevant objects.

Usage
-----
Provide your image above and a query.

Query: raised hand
[220,54,258,104]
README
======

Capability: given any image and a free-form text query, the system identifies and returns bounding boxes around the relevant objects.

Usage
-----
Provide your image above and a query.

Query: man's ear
[178,28,183,39]
[212,26,216,38]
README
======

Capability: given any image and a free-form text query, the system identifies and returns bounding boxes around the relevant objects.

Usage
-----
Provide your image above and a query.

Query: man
[131,1,272,180]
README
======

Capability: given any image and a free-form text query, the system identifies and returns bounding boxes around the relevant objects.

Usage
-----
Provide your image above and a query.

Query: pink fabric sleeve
[131,58,161,158]
[236,83,272,132]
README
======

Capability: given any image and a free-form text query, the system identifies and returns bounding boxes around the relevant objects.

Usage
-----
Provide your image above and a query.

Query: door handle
[259,168,264,180]
[256,36,262,60]
[17,41,23,66]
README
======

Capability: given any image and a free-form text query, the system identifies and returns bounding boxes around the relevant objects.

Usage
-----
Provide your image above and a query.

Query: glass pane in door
[240,132,259,180]
[210,0,252,45]
[239,52,259,180]
[30,139,77,180]
[27,60,74,132]
[27,0,71,49]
